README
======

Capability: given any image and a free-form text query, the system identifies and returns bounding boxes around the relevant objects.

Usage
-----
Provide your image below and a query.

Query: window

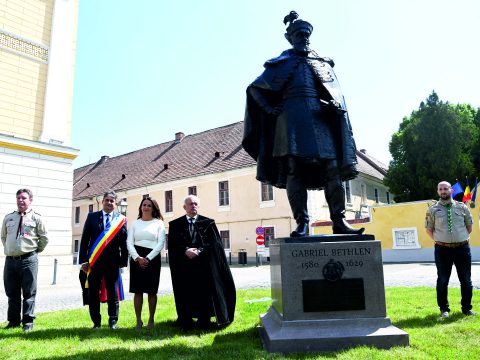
[361,183,367,203]
[220,230,231,249]
[219,181,229,206]
[188,186,197,196]
[264,226,275,248]
[374,188,379,203]
[344,181,352,204]
[386,191,390,204]
[165,190,173,212]
[73,239,80,253]
[88,204,93,213]
[75,207,80,224]
[261,183,273,202]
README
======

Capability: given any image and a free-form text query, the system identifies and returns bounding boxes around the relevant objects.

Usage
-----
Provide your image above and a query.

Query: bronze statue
[242,11,364,237]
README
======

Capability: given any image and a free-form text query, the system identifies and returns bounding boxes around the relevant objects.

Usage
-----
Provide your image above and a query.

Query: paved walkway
[0,262,479,323]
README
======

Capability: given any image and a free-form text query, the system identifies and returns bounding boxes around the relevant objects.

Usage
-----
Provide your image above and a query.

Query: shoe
[332,218,365,235]
[92,323,101,330]
[4,322,20,329]
[22,323,34,332]
[463,310,476,316]
[109,320,118,330]
[146,321,154,330]
[290,222,309,237]
[440,311,449,318]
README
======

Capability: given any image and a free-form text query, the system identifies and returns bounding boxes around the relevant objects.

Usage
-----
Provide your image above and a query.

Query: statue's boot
[325,178,365,235]
[287,175,309,237]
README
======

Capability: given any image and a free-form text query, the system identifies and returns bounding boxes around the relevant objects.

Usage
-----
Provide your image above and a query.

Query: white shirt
[126,218,166,261]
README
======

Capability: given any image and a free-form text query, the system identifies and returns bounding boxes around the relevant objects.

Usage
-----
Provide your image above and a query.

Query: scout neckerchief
[85,212,126,288]
[445,202,453,233]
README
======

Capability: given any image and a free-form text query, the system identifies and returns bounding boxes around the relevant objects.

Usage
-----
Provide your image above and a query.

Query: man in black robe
[243,11,364,237]
[168,195,236,330]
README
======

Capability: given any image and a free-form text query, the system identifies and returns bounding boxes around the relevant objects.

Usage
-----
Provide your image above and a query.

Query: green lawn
[0,288,478,359]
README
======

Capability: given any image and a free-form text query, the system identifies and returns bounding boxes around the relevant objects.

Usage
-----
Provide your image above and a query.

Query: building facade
[72,122,389,263]
[0,0,79,265]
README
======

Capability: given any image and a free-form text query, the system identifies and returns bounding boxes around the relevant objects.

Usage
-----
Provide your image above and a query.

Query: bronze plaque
[302,279,365,312]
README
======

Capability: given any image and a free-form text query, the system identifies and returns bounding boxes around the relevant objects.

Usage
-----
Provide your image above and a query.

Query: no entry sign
[256,235,265,245]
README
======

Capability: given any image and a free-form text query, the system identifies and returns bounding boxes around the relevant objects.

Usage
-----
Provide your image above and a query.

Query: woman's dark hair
[137,197,163,220]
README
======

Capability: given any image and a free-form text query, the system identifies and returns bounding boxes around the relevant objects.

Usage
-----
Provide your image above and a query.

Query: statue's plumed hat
[284,11,313,36]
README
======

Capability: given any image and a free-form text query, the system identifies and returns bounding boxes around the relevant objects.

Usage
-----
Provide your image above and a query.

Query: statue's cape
[242,49,358,189]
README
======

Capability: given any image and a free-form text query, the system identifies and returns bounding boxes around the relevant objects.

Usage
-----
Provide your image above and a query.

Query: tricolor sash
[85,212,126,289]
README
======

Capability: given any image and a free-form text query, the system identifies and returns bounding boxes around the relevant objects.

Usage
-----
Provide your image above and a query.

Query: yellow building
[313,200,480,261]
[72,122,389,263]
[0,0,79,265]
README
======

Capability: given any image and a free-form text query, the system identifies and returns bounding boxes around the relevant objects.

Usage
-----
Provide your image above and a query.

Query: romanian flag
[463,179,471,203]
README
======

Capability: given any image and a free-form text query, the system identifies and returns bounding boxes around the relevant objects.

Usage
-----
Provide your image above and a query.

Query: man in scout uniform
[1,188,48,331]
[425,181,475,318]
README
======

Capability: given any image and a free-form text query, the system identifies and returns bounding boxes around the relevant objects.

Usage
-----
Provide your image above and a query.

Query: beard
[439,193,451,201]
[293,42,310,53]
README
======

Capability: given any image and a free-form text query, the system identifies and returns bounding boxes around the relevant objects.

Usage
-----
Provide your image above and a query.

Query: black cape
[242,49,359,189]
[168,215,236,326]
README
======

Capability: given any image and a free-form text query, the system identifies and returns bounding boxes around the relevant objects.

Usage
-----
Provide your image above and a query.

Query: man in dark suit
[168,195,236,331]
[79,191,128,329]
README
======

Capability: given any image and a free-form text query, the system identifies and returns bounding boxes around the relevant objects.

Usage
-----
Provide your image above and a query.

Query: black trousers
[3,253,38,325]
[87,265,119,325]
[434,243,473,313]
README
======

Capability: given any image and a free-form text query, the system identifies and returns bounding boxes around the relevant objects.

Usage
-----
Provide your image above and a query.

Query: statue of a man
[242,11,364,237]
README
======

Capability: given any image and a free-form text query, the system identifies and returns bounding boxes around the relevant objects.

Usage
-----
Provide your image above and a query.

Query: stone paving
[0,262,479,323]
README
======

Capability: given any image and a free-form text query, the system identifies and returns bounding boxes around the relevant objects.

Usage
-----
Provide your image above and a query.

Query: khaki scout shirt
[425,199,473,243]
[1,208,48,256]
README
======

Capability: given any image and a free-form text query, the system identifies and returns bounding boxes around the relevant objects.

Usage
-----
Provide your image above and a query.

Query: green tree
[384,91,479,202]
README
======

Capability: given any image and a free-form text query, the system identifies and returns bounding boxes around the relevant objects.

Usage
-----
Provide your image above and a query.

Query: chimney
[360,149,367,154]
[175,132,185,142]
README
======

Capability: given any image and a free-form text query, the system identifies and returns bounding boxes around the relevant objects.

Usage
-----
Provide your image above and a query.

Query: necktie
[446,203,453,233]
[105,213,110,229]
[188,218,194,236]
[16,212,25,238]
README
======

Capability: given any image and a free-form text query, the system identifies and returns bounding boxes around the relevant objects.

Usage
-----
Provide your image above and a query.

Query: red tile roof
[73,121,387,200]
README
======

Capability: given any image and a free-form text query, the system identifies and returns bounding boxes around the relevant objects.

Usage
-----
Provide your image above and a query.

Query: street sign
[256,235,265,245]
[256,226,265,235]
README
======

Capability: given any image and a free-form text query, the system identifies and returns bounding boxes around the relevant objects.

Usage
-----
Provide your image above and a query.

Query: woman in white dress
[126,197,165,330]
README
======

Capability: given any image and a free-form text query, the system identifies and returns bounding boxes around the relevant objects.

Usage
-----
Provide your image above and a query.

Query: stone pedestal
[259,235,409,353]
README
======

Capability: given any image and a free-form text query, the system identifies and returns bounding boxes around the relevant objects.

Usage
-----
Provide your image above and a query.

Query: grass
[0,287,479,359]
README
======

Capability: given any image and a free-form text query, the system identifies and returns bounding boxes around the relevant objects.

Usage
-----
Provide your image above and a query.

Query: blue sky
[72,0,480,168]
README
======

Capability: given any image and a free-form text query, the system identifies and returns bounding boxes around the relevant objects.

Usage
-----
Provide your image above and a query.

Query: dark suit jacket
[78,211,128,269]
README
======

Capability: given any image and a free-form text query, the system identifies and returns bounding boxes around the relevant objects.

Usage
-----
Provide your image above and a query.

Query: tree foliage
[384,91,479,202]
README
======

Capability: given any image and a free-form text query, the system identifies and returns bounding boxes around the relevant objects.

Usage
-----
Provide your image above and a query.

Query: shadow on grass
[0,319,201,341]
[1,322,340,360]
[393,311,466,329]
